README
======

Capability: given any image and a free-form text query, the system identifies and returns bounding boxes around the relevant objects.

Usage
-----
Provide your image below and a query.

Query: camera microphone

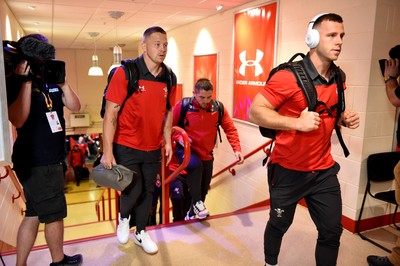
[19,37,55,61]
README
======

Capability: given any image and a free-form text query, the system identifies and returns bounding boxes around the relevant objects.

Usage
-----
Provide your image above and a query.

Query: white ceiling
[5,0,255,51]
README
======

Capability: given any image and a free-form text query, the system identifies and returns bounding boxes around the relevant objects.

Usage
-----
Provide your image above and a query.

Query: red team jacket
[169,98,241,172]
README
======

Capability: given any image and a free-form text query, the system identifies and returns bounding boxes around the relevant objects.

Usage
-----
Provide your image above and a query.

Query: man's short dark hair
[313,13,343,28]
[389,45,400,60]
[143,26,166,41]
[194,78,213,92]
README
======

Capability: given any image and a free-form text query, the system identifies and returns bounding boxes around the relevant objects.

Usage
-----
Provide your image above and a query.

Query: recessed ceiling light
[216,5,223,11]
[28,5,36,10]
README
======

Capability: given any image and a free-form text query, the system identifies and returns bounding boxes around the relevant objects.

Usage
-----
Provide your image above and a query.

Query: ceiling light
[216,5,223,11]
[88,32,104,76]
[88,55,103,76]
[108,11,125,74]
[27,5,36,10]
[108,45,123,74]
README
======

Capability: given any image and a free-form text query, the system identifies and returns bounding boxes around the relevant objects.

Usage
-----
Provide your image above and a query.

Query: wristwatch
[384,76,396,83]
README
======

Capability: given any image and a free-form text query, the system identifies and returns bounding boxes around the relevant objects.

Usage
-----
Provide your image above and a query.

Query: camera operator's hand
[384,58,400,108]
[15,60,31,80]
[385,58,400,79]
[8,60,33,128]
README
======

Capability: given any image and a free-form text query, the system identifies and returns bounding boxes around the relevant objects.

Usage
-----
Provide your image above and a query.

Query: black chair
[356,151,400,252]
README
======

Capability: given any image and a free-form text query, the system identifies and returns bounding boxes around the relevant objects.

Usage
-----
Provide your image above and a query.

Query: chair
[356,151,400,252]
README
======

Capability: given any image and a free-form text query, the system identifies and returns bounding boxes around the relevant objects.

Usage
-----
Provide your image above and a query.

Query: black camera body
[378,59,386,77]
[3,38,65,84]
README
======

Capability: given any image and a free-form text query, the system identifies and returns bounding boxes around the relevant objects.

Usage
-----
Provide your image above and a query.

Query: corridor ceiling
[4,0,255,50]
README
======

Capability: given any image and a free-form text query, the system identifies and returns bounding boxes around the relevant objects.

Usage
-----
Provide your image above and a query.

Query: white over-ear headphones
[305,13,328,48]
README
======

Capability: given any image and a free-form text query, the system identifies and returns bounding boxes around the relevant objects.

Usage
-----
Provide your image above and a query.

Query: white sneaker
[117,214,130,244]
[134,229,158,254]
[193,200,210,219]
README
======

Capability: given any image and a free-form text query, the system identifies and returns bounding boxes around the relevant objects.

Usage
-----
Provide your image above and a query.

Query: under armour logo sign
[274,208,284,218]
[239,49,264,76]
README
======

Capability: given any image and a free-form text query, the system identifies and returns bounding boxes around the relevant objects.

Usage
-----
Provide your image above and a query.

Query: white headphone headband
[309,13,328,28]
[305,13,329,48]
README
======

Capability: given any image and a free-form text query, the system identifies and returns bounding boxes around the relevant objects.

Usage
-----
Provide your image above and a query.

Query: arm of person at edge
[384,58,400,107]
[100,99,120,169]
[163,110,173,165]
[8,60,33,128]
[220,107,244,165]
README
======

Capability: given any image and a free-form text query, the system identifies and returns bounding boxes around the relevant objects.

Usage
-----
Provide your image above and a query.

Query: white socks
[265,264,278,266]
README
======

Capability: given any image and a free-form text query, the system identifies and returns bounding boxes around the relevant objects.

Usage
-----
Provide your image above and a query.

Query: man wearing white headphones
[249,13,360,266]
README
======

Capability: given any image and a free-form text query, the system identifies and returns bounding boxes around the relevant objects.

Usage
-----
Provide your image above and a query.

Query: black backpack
[259,53,349,162]
[100,58,174,118]
[178,97,225,143]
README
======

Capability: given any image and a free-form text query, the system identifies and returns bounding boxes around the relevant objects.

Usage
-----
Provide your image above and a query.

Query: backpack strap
[333,68,350,157]
[335,67,346,115]
[213,100,224,143]
[178,97,193,129]
[121,59,139,99]
[161,63,175,109]
[289,60,318,111]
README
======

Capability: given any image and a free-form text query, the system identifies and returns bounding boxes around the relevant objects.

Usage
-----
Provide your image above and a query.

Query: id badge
[46,111,63,133]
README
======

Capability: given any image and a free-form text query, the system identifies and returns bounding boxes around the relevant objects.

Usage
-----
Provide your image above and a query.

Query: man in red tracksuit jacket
[68,144,86,186]
[169,78,244,221]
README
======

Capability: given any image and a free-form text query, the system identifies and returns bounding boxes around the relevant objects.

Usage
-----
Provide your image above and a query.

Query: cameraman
[367,45,400,266]
[5,34,83,266]
[384,45,400,139]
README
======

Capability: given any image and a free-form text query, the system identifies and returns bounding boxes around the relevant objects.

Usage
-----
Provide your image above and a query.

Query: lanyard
[34,87,53,111]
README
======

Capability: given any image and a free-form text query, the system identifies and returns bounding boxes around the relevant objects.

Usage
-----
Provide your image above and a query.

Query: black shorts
[16,164,67,223]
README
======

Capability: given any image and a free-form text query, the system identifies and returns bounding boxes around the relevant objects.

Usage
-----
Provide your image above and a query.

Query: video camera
[379,45,400,77]
[3,36,65,84]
